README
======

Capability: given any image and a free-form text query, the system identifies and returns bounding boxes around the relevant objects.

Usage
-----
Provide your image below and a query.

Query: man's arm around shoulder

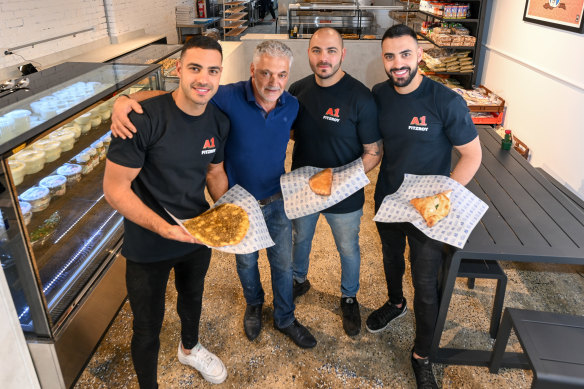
[103,159,197,243]
[111,90,168,139]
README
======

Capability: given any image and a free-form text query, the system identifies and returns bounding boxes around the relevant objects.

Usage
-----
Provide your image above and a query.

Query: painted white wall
[479,0,584,198]
[0,267,40,389]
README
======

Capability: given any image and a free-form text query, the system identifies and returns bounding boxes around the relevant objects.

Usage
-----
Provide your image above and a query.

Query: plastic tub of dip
[15,149,46,174]
[8,160,25,185]
[101,133,112,153]
[33,139,62,162]
[0,116,16,137]
[62,123,81,139]
[49,128,75,151]
[39,174,67,197]
[96,104,111,120]
[74,152,92,175]
[19,186,50,212]
[56,164,82,186]
[4,109,31,133]
[74,112,92,130]
[19,201,32,225]
[91,140,106,160]
[90,114,102,128]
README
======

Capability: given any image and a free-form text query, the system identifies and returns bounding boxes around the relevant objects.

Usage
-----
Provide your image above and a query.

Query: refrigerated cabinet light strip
[54,194,105,244]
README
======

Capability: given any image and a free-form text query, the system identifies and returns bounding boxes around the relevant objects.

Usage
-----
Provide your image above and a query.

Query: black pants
[125,247,212,389]
[259,0,276,20]
[375,221,443,358]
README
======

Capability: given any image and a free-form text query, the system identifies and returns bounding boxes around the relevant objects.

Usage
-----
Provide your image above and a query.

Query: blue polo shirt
[211,79,298,200]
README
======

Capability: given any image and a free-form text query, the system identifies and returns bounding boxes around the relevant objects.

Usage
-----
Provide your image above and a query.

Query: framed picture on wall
[523,0,584,33]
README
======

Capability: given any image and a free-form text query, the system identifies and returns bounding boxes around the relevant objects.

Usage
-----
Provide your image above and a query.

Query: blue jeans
[235,198,295,329]
[292,208,363,297]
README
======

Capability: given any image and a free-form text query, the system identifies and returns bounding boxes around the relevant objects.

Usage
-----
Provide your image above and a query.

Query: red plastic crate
[471,111,504,125]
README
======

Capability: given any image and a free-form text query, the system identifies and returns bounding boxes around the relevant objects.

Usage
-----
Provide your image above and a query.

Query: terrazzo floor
[75,143,584,388]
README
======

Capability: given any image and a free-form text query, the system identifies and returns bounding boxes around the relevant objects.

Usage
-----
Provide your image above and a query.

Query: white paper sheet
[373,174,488,249]
[167,185,274,254]
[280,158,370,219]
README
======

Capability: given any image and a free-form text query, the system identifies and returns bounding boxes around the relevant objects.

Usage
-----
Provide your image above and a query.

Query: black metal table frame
[429,125,584,367]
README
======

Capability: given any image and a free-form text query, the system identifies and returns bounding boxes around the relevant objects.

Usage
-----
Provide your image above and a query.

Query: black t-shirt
[107,93,230,262]
[289,73,381,213]
[373,76,477,207]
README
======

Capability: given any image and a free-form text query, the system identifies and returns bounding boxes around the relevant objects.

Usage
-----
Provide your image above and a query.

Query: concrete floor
[76,142,584,388]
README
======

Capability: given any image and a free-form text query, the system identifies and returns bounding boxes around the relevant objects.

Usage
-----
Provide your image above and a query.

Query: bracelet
[117,93,130,99]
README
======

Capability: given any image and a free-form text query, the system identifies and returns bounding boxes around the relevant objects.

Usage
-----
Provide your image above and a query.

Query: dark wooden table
[430,125,584,367]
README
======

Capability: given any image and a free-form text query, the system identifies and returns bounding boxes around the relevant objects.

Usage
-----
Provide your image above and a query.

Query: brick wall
[0,0,190,75]
[0,0,109,70]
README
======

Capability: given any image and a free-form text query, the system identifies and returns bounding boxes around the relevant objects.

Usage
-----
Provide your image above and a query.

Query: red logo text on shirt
[323,107,341,122]
[409,116,428,132]
[202,137,216,155]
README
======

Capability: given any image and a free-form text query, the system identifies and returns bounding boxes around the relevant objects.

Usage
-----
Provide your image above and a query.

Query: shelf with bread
[222,1,249,39]
[416,0,488,89]
[0,61,161,387]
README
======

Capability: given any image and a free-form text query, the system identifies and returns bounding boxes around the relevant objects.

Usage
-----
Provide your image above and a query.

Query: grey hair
[253,40,294,67]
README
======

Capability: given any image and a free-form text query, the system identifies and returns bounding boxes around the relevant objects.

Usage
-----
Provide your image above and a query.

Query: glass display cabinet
[0,61,161,388]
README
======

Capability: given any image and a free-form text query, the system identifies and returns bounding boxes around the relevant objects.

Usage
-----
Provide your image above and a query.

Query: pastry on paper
[183,203,249,247]
[309,168,333,196]
[410,190,452,227]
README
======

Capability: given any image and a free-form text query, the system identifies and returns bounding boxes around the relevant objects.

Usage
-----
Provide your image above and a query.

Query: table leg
[489,309,513,373]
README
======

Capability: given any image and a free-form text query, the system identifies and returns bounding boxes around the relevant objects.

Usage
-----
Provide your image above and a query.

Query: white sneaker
[177,342,227,384]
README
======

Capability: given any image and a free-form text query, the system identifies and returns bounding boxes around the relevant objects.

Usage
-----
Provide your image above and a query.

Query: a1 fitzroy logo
[201,137,216,155]
[408,116,428,132]
[323,107,340,122]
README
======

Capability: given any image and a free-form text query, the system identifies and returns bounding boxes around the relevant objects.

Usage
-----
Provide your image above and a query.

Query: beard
[311,59,343,80]
[386,63,418,87]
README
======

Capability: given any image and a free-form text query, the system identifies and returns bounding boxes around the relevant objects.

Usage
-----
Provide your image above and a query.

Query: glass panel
[2,67,158,329]
[111,44,183,64]
[0,166,50,335]
[0,63,148,148]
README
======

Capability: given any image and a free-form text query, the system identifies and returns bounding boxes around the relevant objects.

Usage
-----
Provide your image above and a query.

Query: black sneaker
[293,279,311,299]
[410,352,438,389]
[340,297,361,336]
[365,298,407,333]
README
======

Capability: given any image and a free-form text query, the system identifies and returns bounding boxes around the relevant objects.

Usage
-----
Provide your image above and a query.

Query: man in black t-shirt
[367,25,481,389]
[103,36,230,388]
[288,28,382,337]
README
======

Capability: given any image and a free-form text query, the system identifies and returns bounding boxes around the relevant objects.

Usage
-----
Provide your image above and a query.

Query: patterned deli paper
[373,174,488,249]
[280,158,370,219]
[166,185,275,254]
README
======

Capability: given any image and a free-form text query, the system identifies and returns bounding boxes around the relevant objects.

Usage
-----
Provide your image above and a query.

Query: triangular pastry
[410,190,452,227]
[309,168,333,196]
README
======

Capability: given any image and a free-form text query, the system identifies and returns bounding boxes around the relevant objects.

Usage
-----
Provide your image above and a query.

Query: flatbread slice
[309,168,333,196]
[410,190,452,227]
[183,203,249,247]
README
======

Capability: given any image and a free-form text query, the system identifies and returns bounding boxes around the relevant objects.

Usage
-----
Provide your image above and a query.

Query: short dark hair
[381,24,418,44]
[180,35,223,60]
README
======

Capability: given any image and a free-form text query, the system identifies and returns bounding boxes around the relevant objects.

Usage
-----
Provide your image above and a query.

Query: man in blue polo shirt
[110,41,317,349]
